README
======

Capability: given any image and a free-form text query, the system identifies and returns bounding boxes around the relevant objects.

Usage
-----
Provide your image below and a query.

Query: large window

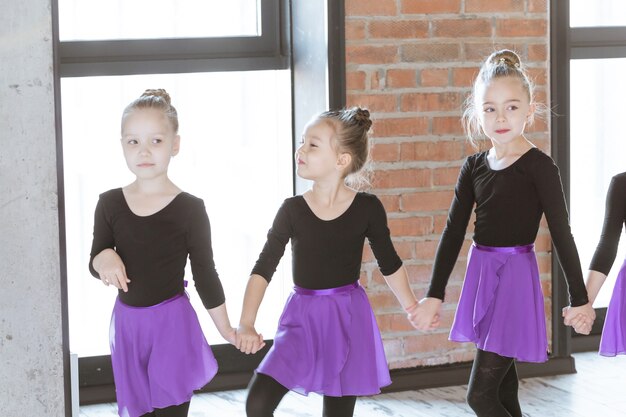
[59,0,293,359]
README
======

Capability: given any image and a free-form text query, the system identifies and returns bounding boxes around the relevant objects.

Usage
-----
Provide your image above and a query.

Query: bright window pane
[570,58,626,307]
[59,0,259,41]
[63,71,293,357]
[570,0,626,27]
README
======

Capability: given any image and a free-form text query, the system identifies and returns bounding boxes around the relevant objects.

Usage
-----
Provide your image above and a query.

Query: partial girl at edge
[236,107,420,417]
[411,50,595,417]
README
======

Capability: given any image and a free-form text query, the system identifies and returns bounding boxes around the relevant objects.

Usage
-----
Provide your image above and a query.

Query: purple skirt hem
[599,258,626,357]
[449,244,548,363]
[256,283,391,397]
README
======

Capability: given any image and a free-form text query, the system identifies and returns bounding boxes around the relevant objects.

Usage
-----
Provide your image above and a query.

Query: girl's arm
[585,270,608,307]
[92,248,130,292]
[208,303,237,345]
[237,274,269,354]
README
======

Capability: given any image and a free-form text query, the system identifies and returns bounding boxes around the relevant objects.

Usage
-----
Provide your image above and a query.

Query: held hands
[562,302,596,335]
[407,297,442,331]
[95,249,131,292]
[236,324,266,355]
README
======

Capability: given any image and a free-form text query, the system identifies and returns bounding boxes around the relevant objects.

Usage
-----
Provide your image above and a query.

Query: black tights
[246,373,357,417]
[139,401,190,417]
[466,349,522,417]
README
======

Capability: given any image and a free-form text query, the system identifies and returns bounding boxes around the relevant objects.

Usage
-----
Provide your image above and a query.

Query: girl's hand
[236,324,265,354]
[94,249,130,292]
[409,297,442,331]
[562,303,595,335]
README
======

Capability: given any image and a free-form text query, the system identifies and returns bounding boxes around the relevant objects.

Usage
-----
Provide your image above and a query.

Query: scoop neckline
[484,147,537,172]
[298,192,360,222]
[119,188,185,218]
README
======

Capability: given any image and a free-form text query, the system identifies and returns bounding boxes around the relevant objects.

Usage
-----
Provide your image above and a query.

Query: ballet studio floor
[80,352,625,417]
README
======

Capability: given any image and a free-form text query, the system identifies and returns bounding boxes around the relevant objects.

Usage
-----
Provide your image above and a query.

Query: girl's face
[476,76,534,146]
[295,120,348,181]
[120,108,180,181]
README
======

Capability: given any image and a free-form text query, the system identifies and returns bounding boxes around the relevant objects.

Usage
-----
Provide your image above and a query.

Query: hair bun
[140,88,171,105]
[487,49,522,69]
[349,107,372,130]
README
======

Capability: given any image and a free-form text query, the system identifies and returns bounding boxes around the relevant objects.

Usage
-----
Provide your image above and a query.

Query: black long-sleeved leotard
[89,188,225,309]
[589,172,626,275]
[251,192,402,288]
[427,148,589,307]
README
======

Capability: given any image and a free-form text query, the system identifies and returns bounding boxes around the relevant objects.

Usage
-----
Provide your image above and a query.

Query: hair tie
[499,57,520,68]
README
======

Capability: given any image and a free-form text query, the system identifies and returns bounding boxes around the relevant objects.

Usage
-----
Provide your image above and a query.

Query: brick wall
[347,0,552,369]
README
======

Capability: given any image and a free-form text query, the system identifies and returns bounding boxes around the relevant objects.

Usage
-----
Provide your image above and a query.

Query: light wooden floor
[80,352,626,417]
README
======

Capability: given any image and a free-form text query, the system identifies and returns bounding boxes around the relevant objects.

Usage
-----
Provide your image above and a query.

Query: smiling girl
[236,108,420,417]
[89,89,241,417]
[410,50,595,417]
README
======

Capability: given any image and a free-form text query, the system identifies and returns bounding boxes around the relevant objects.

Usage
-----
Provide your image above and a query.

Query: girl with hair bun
[89,89,245,417]
[411,50,595,416]
[237,107,420,417]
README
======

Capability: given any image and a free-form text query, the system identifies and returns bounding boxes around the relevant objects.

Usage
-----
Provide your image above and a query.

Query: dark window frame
[550,0,624,355]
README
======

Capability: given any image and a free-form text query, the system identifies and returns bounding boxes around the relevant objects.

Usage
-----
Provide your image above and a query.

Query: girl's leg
[246,373,290,417]
[322,395,357,417]
[499,362,522,417]
[466,349,521,417]
[153,401,191,417]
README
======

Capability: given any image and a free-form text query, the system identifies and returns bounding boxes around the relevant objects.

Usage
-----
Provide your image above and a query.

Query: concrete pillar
[0,0,68,415]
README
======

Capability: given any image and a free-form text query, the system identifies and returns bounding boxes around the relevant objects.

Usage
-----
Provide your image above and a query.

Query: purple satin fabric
[450,243,548,363]
[110,292,217,417]
[293,281,359,296]
[257,282,391,396]
[473,243,534,254]
[599,257,626,356]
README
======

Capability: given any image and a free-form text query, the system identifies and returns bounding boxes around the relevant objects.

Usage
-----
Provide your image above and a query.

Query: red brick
[433,166,461,186]
[528,44,548,61]
[362,243,374,262]
[393,241,416,259]
[401,43,460,62]
[401,141,465,161]
[415,240,440,260]
[375,312,416,332]
[387,69,418,88]
[433,214,448,234]
[401,92,463,112]
[432,117,464,135]
[369,20,429,39]
[371,143,400,162]
[347,93,397,112]
[372,168,431,189]
[432,18,492,38]
[527,67,547,86]
[401,0,461,14]
[378,194,401,212]
[346,71,366,90]
[405,264,434,284]
[371,70,382,89]
[383,338,404,357]
[401,190,454,212]
[453,67,479,87]
[464,43,527,61]
[465,0,523,12]
[347,45,398,64]
[404,333,458,353]
[529,0,548,12]
[388,216,433,237]
[345,20,366,40]
[371,117,429,137]
[496,19,547,37]
[369,291,402,313]
[535,232,552,253]
[421,68,449,87]
[346,0,397,16]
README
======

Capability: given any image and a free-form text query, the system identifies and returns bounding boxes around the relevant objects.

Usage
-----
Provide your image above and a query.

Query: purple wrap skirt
[109,292,218,417]
[256,281,391,396]
[449,243,548,363]
[600,258,626,356]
